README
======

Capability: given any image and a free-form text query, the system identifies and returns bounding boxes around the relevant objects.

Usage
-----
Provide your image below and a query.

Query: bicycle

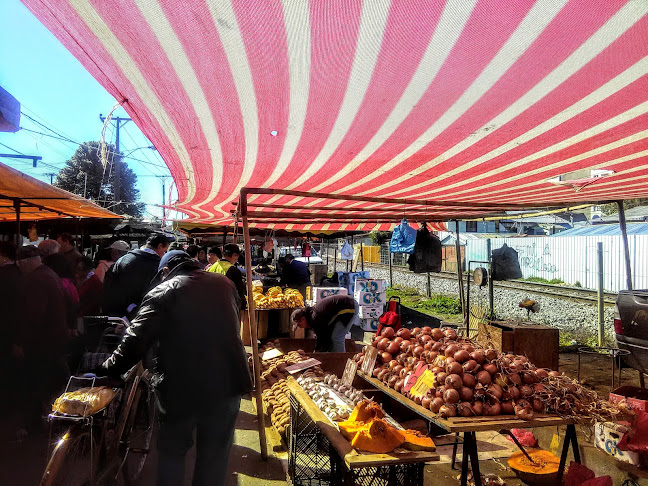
[40,317,156,486]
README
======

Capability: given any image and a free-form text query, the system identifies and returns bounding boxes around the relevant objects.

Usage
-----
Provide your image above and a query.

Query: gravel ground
[329,263,615,340]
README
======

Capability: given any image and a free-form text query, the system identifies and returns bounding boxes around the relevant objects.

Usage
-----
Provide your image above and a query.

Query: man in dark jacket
[0,242,21,407]
[102,252,251,486]
[102,233,169,317]
[14,245,69,433]
[207,244,247,309]
[291,294,358,352]
[281,254,311,299]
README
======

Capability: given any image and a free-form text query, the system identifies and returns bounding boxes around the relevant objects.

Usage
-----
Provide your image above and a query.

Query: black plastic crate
[288,394,424,486]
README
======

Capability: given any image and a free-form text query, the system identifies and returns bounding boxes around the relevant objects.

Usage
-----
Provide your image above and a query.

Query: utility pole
[43,172,57,184]
[0,153,42,167]
[99,114,131,212]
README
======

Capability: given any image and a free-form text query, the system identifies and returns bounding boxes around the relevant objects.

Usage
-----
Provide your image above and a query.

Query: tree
[600,199,648,216]
[55,141,144,218]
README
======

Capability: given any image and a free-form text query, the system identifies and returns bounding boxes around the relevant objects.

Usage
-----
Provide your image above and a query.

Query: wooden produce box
[477,320,559,370]
[266,337,357,353]
[240,309,269,346]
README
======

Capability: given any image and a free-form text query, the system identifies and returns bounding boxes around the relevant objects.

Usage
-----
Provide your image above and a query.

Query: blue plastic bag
[389,219,417,254]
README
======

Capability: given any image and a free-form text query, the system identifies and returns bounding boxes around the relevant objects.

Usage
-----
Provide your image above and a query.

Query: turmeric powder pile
[338,400,436,453]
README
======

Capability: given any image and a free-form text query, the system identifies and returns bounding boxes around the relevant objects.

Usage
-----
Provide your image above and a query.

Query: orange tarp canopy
[0,162,120,221]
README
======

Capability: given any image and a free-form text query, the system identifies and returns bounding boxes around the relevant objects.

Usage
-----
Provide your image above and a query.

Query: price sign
[360,347,379,376]
[409,370,436,399]
[261,348,284,360]
[403,362,428,393]
[285,358,322,374]
[341,359,359,386]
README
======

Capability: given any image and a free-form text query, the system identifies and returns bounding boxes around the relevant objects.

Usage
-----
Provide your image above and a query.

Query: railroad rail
[339,261,618,306]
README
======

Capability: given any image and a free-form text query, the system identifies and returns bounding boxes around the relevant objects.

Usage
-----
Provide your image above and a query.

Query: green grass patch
[386,285,462,320]
[522,276,565,285]
[558,330,615,349]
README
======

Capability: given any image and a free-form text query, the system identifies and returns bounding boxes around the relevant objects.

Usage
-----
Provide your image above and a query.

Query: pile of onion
[353,326,614,421]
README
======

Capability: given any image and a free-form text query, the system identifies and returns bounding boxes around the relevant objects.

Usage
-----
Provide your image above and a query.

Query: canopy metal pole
[325,239,329,267]
[597,242,605,347]
[360,241,364,272]
[617,201,633,290]
[389,250,393,288]
[487,239,494,319]
[240,193,268,460]
[350,235,354,272]
[334,240,337,274]
[13,199,21,246]
[454,221,466,319]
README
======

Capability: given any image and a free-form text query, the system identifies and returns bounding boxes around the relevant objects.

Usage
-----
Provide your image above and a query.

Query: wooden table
[286,377,438,485]
[358,373,581,486]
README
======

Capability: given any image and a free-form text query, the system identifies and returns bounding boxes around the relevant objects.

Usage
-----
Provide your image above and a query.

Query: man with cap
[101,252,251,486]
[94,240,130,283]
[291,294,358,352]
[281,254,311,299]
[207,243,246,309]
[102,233,169,317]
[14,245,69,434]
[55,232,83,276]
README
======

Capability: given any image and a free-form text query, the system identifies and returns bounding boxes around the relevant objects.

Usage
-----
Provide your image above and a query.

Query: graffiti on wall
[509,241,558,274]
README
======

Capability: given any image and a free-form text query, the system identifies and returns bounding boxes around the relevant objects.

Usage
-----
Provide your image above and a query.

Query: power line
[0,142,26,155]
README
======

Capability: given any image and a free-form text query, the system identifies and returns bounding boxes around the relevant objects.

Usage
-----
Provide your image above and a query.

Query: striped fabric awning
[21,1,648,229]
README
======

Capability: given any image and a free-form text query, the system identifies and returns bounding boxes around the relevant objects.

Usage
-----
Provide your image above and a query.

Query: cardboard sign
[341,359,359,386]
[261,348,284,361]
[354,279,386,293]
[360,318,380,332]
[359,305,384,319]
[355,290,387,306]
[409,370,436,399]
[360,346,379,376]
[313,287,348,303]
[403,362,429,393]
[285,358,321,374]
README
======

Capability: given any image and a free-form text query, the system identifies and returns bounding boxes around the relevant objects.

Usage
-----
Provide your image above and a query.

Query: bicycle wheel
[41,425,95,486]
[121,383,156,484]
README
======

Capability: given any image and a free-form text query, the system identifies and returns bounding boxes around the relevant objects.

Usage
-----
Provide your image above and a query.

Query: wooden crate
[477,320,559,370]
[240,309,269,346]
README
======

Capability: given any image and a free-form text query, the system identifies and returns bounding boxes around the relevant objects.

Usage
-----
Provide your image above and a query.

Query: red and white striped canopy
[22,0,648,228]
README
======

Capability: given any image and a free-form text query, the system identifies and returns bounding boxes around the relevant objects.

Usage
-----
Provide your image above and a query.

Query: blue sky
[0,0,180,220]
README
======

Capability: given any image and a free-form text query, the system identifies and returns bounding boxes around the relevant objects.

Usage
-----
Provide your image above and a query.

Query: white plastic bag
[340,241,354,260]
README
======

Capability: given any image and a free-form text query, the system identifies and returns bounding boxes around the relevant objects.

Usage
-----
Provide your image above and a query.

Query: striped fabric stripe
[20,0,648,226]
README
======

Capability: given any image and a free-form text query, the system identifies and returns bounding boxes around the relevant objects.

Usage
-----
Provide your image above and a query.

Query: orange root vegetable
[351,418,404,453]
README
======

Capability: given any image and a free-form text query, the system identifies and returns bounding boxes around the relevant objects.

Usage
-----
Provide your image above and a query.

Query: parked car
[614,290,648,373]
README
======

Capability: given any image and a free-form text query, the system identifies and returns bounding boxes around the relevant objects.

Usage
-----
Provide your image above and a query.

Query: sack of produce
[407,223,442,273]
[491,243,522,281]
[52,386,116,416]
[389,219,417,254]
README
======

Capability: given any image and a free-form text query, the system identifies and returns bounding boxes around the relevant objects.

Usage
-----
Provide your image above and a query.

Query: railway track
[355,262,618,306]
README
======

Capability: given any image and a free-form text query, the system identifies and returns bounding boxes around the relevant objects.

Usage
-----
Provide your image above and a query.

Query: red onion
[386,342,400,355]
[470,349,486,364]
[394,379,404,393]
[400,340,411,352]
[484,349,498,361]
[413,395,422,405]
[430,397,444,413]
[483,363,498,375]
[484,402,502,416]
[431,328,444,341]
[457,402,474,417]
[388,375,398,388]
[463,359,479,373]
[393,336,403,346]
[431,342,443,351]
[477,371,492,385]
[519,385,533,397]
[422,326,433,335]
[396,328,411,340]
[459,387,474,401]
[548,370,560,378]
[388,359,399,370]
[508,386,521,400]
[380,352,392,364]
[381,327,395,339]
[439,404,457,418]
[462,374,477,388]
[421,395,432,410]
[372,367,383,377]
[443,388,460,404]
[436,372,449,385]
[392,365,404,375]
[427,351,439,363]
[454,350,470,363]
[516,399,532,409]
[420,334,433,344]
[472,401,483,416]
[515,405,534,420]
[508,373,522,386]
[487,384,503,401]
[432,366,444,374]
[399,368,408,379]
[413,346,424,357]
[444,329,458,340]
[494,373,508,388]
[522,372,538,384]
[532,398,544,413]
[377,338,389,351]
[445,374,463,390]
[412,327,421,336]
[377,369,389,381]
[446,361,463,376]
[444,344,459,358]
[501,401,514,414]
[423,342,433,351]
[535,369,549,380]
[533,383,547,394]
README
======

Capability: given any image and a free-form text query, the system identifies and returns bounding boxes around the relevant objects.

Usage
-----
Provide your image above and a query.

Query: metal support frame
[239,192,268,460]
[486,240,494,319]
[455,221,466,319]
[617,201,633,290]
[13,199,20,245]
